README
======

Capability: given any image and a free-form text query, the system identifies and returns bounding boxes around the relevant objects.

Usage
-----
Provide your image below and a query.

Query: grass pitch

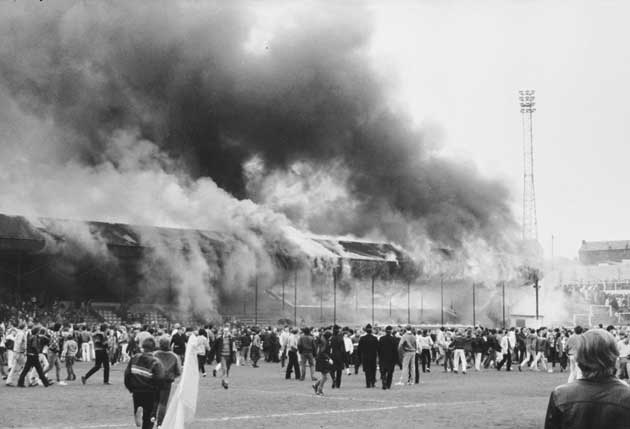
[1,360,563,428]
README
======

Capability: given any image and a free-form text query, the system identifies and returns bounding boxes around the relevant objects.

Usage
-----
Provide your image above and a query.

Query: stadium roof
[0,213,409,265]
[309,236,404,263]
[0,214,44,241]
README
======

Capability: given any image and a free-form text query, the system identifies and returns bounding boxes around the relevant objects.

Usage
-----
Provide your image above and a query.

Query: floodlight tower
[519,90,538,242]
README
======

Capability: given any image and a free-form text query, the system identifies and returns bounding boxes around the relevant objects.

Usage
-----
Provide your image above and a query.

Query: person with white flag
[160,331,199,429]
[153,336,182,428]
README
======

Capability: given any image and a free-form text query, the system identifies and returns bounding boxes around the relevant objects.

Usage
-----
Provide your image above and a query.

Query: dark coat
[124,352,165,393]
[262,332,271,350]
[471,337,485,354]
[486,335,500,351]
[545,377,630,429]
[358,333,378,365]
[315,337,333,373]
[26,332,43,355]
[377,333,398,370]
[330,334,346,370]
[271,332,280,351]
[394,336,402,368]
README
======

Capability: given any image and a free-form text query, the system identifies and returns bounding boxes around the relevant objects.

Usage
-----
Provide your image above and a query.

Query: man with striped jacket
[124,337,165,429]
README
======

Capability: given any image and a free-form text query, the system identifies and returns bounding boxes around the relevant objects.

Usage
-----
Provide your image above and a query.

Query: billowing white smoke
[0,96,294,316]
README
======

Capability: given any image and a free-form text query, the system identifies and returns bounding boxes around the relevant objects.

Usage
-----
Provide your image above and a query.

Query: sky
[368,0,630,258]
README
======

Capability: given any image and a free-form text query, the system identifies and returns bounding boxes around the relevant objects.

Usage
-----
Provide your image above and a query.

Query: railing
[573,313,589,327]
[617,312,630,324]
[562,279,630,290]
[588,304,612,327]
[590,304,612,316]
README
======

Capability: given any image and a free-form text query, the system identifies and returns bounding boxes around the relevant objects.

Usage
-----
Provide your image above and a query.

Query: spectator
[617,331,630,379]
[544,329,630,429]
[61,330,78,381]
[153,336,182,427]
[81,324,111,385]
[124,337,165,429]
[17,327,52,387]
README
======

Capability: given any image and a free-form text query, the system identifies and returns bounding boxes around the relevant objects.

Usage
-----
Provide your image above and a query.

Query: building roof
[580,240,630,252]
[0,214,44,241]
[0,213,409,265]
[308,236,404,263]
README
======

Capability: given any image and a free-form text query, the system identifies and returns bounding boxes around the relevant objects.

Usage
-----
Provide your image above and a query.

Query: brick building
[579,240,630,265]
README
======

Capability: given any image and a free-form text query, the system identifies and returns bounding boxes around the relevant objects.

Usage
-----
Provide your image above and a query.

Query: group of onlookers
[262,322,630,427]
[262,323,630,399]
[563,282,630,315]
[0,319,242,428]
[3,317,630,428]
[275,323,629,381]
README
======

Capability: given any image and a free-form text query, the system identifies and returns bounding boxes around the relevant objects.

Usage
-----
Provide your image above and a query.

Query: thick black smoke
[0,1,515,249]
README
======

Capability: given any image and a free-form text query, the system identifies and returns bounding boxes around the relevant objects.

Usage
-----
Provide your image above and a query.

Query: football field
[2,360,563,428]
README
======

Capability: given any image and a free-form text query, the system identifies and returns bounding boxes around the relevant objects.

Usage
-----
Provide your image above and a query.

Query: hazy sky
[368,1,630,258]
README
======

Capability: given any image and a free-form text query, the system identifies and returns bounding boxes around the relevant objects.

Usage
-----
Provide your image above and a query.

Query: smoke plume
[0,1,518,317]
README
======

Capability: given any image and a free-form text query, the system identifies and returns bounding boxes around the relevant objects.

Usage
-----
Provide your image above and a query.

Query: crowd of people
[563,282,630,314]
[269,323,630,393]
[1,316,630,428]
[0,297,94,327]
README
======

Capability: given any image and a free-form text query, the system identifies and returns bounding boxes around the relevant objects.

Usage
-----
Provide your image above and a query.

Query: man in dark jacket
[262,329,272,362]
[358,324,379,388]
[484,330,500,369]
[170,326,187,365]
[451,328,469,374]
[298,327,317,381]
[239,329,252,365]
[515,328,527,365]
[270,328,281,363]
[18,327,52,387]
[153,336,182,427]
[329,325,346,388]
[378,326,398,389]
[544,329,630,429]
[124,337,165,429]
[351,330,361,374]
[82,324,111,385]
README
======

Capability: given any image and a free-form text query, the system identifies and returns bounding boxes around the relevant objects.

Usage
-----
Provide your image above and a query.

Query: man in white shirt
[5,322,27,386]
[284,328,300,380]
[435,328,446,365]
[279,326,290,368]
[396,326,416,385]
[417,330,433,374]
[567,326,583,383]
[343,332,353,376]
[616,332,630,378]
[496,330,513,371]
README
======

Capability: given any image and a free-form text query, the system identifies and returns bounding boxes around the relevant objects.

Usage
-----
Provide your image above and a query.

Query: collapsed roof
[0,213,412,269]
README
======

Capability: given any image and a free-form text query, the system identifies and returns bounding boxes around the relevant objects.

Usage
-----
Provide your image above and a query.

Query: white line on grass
[230,387,409,405]
[194,400,491,423]
[12,399,490,429]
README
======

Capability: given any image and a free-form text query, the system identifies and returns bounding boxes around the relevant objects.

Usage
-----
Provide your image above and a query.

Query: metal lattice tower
[519,89,538,242]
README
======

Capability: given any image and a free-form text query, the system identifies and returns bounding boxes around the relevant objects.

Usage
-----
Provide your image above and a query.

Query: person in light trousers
[396,326,416,385]
[451,328,468,374]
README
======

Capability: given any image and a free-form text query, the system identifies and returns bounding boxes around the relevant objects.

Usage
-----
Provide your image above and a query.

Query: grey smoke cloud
[0,0,516,252]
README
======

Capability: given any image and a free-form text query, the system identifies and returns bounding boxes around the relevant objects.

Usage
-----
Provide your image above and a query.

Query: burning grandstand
[0,213,429,325]
[0,2,522,326]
